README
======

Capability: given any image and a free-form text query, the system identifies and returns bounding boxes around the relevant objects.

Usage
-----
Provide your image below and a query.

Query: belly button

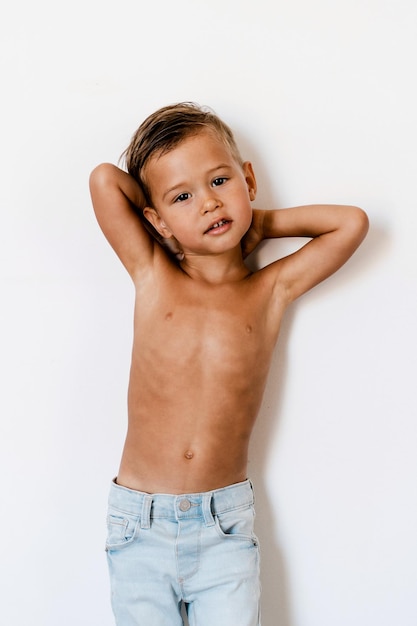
[165,312,173,321]
[246,324,252,334]
[184,450,194,460]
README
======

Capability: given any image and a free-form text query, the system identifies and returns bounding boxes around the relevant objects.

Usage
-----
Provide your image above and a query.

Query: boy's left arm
[243,205,369,302]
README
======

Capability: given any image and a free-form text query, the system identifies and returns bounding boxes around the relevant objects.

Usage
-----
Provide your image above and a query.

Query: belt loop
[140,495,152,530]
[202,493,215,527]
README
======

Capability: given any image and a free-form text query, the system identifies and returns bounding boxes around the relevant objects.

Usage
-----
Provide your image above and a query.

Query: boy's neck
[179,249,251,284]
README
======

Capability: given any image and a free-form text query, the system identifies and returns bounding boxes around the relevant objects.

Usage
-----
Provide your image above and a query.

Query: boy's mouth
[204,219,231,234]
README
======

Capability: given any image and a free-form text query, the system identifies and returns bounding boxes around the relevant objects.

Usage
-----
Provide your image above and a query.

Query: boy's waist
[108,477,254,520]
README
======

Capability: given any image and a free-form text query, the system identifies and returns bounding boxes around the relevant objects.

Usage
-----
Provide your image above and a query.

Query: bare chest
[133,274,284,376]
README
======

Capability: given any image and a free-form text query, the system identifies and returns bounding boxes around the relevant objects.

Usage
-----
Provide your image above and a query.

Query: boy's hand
[241,209,266,258]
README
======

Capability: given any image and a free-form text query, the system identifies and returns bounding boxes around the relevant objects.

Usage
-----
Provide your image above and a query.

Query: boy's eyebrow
[162,164,232,200]
[162,182,188,201]
[208,163,232,174]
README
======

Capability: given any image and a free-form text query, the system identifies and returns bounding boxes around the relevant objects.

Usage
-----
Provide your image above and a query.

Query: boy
[89,102,368,626]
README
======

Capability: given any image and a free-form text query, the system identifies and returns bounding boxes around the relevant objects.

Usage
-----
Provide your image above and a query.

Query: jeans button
[179,498,191,512]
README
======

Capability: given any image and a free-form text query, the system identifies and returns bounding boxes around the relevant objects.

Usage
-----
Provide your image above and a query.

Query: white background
[1,1,416,625]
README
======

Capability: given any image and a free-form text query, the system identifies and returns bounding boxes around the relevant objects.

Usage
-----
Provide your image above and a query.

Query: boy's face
[143,130,256,258]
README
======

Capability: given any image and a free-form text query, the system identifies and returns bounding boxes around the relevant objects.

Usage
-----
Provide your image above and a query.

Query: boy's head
[123,102,244,205]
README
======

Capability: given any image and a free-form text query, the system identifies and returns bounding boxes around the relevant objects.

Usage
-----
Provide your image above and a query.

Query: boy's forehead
[147,130,237,174]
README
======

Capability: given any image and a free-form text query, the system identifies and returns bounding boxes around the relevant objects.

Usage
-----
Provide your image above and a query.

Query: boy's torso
[117,252,287,495]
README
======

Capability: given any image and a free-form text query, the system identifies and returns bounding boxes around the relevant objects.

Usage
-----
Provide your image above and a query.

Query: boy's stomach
[115,397,259,495]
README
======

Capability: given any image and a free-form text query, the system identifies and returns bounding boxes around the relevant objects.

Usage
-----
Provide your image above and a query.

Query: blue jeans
[106,479,261,625]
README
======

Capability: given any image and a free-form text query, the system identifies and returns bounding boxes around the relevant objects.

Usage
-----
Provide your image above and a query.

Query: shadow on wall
[249,306,296,626]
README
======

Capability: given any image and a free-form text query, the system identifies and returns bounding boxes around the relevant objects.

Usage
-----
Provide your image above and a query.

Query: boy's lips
[204,218,231,234]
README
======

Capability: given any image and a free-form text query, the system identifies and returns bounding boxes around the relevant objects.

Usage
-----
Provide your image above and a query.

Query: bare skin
[121,256,286,493]
[90,130,368,494]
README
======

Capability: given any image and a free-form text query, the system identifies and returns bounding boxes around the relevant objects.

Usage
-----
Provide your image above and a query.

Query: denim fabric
[106,479,261,625]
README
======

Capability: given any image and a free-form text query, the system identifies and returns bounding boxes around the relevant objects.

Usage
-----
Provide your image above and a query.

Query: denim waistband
[108,479,254,529]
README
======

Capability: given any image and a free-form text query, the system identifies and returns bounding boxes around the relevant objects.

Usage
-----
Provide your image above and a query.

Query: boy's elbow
[89,163,116,189]
[349,206,369,242]
[355,207,369,240]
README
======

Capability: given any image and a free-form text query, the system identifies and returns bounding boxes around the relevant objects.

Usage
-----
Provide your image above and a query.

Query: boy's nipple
[184,450,194,460]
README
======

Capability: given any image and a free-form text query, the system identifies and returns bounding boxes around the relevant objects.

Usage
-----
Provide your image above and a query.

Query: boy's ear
[143,207,173,239]
[243,161,257,201]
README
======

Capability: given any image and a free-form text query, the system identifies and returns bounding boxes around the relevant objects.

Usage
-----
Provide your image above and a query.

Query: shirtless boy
[89,102,368,626]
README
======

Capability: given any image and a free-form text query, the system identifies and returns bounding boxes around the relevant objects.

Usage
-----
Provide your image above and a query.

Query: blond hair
[122,102,243,204]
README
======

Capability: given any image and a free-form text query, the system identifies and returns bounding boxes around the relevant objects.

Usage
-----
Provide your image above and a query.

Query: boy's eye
[174,192,191,203]
[212,177,227,187]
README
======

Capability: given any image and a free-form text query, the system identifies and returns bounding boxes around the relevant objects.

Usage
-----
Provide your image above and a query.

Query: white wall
[1,1,416,624]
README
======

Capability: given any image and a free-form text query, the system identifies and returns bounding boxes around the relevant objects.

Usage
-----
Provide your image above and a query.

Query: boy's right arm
[89,163,154,278]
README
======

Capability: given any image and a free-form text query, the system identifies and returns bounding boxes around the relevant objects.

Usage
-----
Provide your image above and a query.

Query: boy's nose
[201,195,221,214]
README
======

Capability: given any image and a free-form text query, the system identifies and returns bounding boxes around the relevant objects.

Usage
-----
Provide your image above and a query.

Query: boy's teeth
[206,219,228,233]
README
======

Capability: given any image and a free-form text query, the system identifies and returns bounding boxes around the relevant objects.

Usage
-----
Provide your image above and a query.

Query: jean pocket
[105,511,140,551]
[214,504,258,544]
